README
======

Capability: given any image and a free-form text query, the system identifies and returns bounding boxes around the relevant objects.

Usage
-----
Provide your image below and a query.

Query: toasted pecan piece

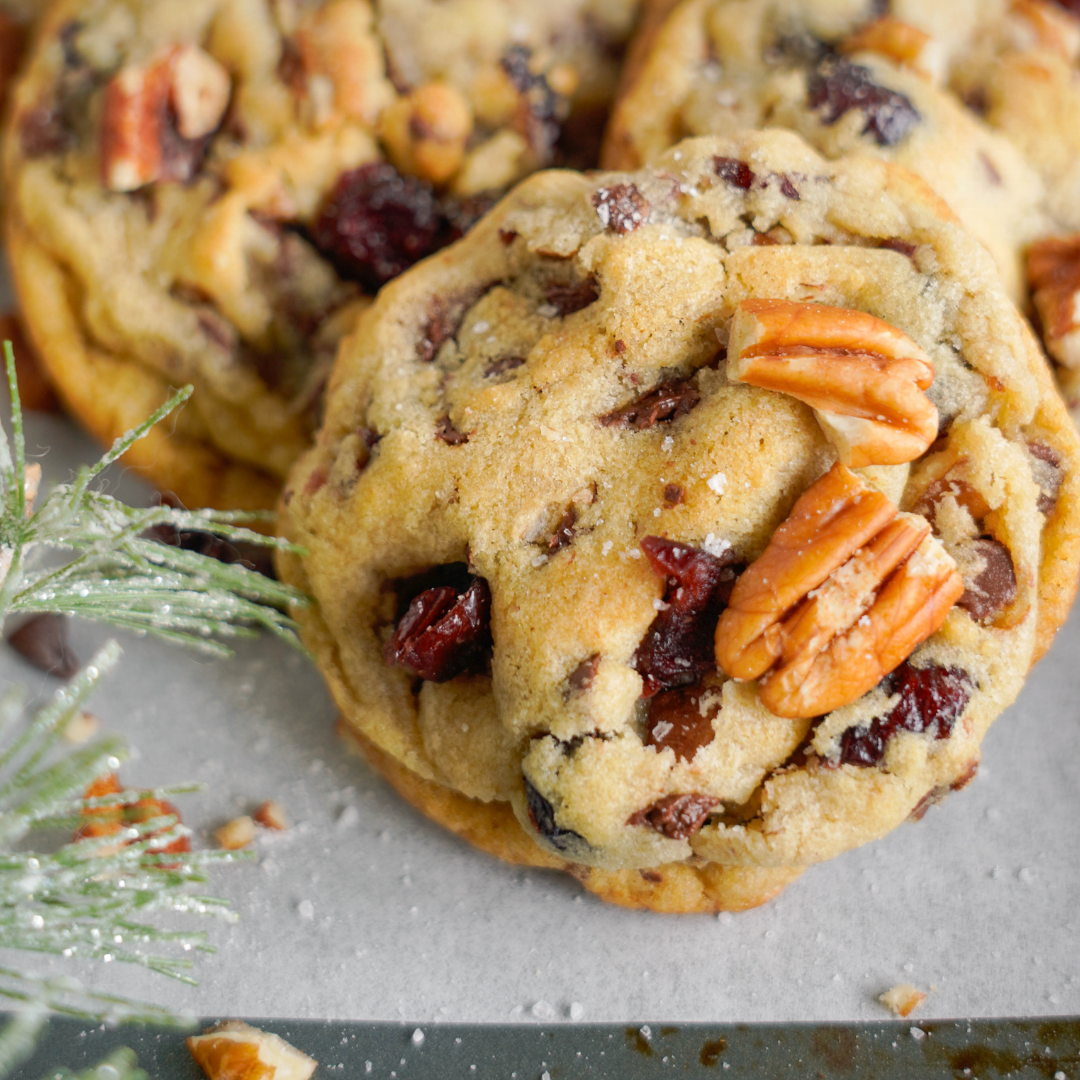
[728,300,938,467]
[840,17,937,74]
[1027,235,1080,369]
[715,464,964,719]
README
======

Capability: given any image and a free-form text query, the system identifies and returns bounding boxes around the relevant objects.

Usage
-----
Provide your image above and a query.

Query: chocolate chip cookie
[4,0,640,512]
[279,132,1080,909]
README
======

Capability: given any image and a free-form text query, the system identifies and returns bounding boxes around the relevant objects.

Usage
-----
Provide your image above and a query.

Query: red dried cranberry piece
[600,378,701,430]
[545,277,600,316]
[627,793,720,840]
[807,56,920,146]
[312,163,447,291]
[1029,442,1064,515]
[714,156,754,190]
[958,539,1017,623]
[385,576,491,682]
[840,663,972,767]
[1049,0,1080,16]
[524,777,586,852]
[645,684,719,762]
[634,538,738,696]
[592,183,650,234]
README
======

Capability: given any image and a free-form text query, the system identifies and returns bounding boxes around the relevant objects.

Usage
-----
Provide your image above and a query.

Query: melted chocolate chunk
[1029,442,1064,515]
[385,575,491,682]
[484,355,526,377]
[714,156,754,190]
[599,378,701,430]
[909,760,979,821]
[501,46,564,159]
[1049,0,1080,16]
[524,778,585,851]
[663,484,684,507]
[840,663,972,767]
[592,183,650,234]
[418,294,475,363]
[312,163,447,291]
[19,105,74,157]
[499,229,518,246]
[547,507,577,553]
[645,684,719,762]
[634,538,738,696]
[568,653,601,693]
[807,56,920,146]
[435,415,468,445]
[7,614,79,679]
[545,277,600,316]
[958,538,1017,623]
[627,793,720,840]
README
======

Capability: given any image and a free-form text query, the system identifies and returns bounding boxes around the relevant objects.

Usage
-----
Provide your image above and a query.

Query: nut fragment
[879,983,927,1018]
[215,815,256,850]
[254,800,291,831]
[715,464,963,719]
[170,45,231,140]
[840,17,938,76]
[379,83,473,186]
[728,300,938,467]
[188,1020,317,1080]
[1027,235,1080,369]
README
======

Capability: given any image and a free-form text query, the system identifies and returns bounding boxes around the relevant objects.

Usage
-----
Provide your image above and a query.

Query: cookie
[3,0,640,513]
[279,131,1080,907]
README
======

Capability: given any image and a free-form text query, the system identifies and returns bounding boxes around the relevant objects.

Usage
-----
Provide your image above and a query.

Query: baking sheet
[0,403,1076,1031]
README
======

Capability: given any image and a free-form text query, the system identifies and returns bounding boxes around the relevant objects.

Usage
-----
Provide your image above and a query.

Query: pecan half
[1027,235,1080,369]
[840,17,936,74]
[728,299,938,467]
[715,464,963,719]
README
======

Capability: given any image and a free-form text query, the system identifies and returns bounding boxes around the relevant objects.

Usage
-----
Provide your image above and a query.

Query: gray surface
[0,408,1078,1027]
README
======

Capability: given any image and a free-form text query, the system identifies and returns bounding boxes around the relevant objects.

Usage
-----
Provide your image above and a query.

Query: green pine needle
[0,342,307,653]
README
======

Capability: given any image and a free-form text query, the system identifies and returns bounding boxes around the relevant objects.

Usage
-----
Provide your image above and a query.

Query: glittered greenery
[0,342,305,653]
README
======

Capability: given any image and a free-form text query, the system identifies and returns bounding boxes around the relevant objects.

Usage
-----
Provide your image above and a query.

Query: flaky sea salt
[569,1003,584,1020]
[707,472,727,495]
[703,533,730,559]
[298,899,315,920]
[532,1001,556,1020]
[412,1029,425,1046]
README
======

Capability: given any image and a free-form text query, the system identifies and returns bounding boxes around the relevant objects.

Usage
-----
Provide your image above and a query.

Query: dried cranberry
[547,507,577,553]
[592,183,650,234]
[714,157,754,190]
[312,163,447,291]
[545,277,600,316]
[385,575,491,682]
[567,653,601,693]
[484,355,526,377]
[7,614,79,679]
[807,56,920,146]
[645,684,718,762]
[627,793,720,840]
[435,415,468,445]
[524,777,585,852]
[840,663,972,767]
[1029,442,1064,515]
[958,539,1017,623]
[600,378,700,430]
[1049,0,1080,16]
[501,45,563,159]
[633,538,738,696]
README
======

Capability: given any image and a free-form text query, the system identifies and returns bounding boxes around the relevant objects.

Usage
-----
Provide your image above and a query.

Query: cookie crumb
[215,816,256,850]
[63,711,100,744]
[188,1020,316,1080]
[254,800,291,831]
[880,984,927,1017]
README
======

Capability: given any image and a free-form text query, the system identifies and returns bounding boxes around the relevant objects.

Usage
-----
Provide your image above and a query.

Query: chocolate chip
[807,56,920,146]
[545,276,600,316]
[714,156,754,190]
[1029,441,1064,515]
[909,760,979,821]
[613,339,626,355]
[7,614,79,679]
[639,869,663,883]
[384,575,491,682]
[435,415,468,445]
[663,483,684,507]
[547,507,577,553]
[645,684,719,762]
[501,45,564,160]
[499,229,518,246]
[592,183,650,234]
[599,378,701,430]
[627,793,720,840]
[524,777,585,851]
[840,663,972,767]
[484,355,526,377]
[633,538,738,696]
[418,295,471,364]
[958,538,1017,623]
[568,653,601,694]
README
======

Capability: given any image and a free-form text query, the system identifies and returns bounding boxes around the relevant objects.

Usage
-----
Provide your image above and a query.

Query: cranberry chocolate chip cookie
[3,0,640,513]
[279,132,1080,911]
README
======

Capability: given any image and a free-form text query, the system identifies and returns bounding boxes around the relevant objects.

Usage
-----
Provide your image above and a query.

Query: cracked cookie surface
[280,131,1080,906]
[4,0,640,511]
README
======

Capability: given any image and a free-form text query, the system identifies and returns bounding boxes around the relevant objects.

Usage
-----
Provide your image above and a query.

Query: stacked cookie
[7,0,1080,912]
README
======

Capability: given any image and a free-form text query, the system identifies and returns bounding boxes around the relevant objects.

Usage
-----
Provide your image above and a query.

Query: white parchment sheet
[1,407,1077,1026]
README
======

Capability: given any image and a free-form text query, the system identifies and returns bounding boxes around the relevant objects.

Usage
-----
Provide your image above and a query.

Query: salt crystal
[651,720,673,740]
[337,805,360,829]
[412,1029,425,1046]
[569,1002,584,1020]
[1019,867,1035,882]
[298,899,315,920]
[532,1000,556,1020]
[662,436,674,451]
[707,472,727,495]
[472,321,490,333]
[910,1027,926,1041]
[532,555,549,568]
[602,541,614,556]
[653,508,662,517]
[703,533,731,559]
[640,1025,652,1041]
[537,304,558,318]
[629,549,642,559]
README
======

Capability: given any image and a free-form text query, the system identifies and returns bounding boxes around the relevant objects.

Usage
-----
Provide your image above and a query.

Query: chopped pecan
[379,82,473,185]
[77,773,190,861]
[170,45,231,140]
[840,17,935,74]
[1027,235,1080,369]
[1029,441,1064,514]
[627,793,720,840]
[728,299,938,467]
[715,464,963,719]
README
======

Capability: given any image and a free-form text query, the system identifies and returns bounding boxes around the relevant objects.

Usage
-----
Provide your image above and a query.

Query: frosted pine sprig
[0,343,305,653]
